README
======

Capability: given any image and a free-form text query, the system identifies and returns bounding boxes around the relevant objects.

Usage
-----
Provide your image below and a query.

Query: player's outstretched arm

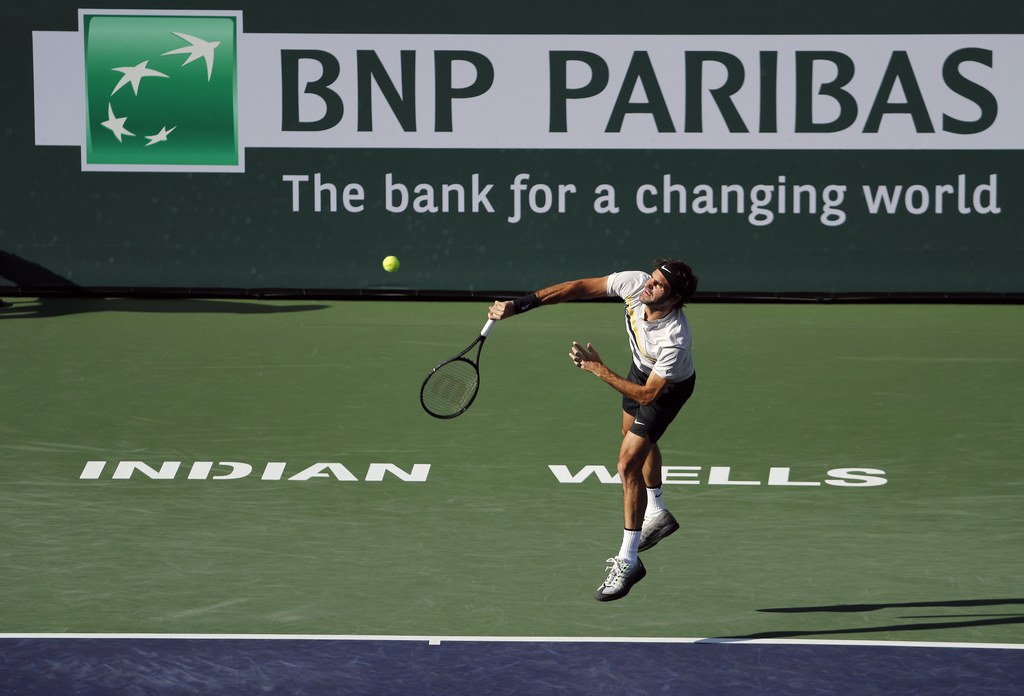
[489,276,608,321]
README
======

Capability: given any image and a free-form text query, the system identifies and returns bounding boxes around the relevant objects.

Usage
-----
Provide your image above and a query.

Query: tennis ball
[382,255,400,272]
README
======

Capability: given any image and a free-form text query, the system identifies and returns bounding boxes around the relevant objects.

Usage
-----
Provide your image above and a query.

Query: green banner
[3,1,1022,297]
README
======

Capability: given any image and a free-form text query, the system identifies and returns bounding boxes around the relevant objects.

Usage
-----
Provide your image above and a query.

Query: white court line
[0,634,1021,650]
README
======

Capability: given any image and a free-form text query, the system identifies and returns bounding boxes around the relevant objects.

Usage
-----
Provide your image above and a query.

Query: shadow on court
[710,598,1024,641]
[1,250,329,317]
[760,598,1024,613]
[0,297,329,319]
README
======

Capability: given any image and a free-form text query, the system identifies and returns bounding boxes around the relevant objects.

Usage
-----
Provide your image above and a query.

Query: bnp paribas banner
[10,4,1024,295]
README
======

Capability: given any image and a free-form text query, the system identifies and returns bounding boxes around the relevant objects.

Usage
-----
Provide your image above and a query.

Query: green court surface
[1,297,1022,644]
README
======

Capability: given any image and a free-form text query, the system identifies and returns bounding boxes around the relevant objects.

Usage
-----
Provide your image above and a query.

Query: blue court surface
[1,634,1022,695]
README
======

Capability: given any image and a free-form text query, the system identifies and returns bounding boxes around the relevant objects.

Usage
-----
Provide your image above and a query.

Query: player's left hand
[570,341,603,372]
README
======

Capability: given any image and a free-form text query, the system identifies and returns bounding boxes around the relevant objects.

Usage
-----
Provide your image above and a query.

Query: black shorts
[622,363,696,444]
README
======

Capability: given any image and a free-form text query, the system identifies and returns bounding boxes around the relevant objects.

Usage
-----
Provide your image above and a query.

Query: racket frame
[420,319,494,419]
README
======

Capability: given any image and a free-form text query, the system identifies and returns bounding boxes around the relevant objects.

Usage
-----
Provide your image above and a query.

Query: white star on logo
[100,103,134,142]
[162,32,220,81]
[145,126,177,147]
[111,60,169,96]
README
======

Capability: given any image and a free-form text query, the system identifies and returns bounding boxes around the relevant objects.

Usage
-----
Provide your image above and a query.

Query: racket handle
[481,318,495,337]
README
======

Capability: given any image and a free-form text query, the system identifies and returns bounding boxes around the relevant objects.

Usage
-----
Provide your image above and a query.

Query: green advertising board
[3,1,1022,297]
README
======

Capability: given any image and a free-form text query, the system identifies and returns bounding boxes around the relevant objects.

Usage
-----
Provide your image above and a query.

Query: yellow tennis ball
[382,255,400,272]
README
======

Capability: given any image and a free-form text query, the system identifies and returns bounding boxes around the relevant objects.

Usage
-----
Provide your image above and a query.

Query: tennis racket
[420,319,495,419]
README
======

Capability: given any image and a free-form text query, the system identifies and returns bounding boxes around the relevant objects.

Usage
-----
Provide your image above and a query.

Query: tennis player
[488,258,698,601]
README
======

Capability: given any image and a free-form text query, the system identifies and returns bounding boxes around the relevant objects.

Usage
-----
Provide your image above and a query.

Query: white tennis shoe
[594,556,646,601]
[638,509,679,552]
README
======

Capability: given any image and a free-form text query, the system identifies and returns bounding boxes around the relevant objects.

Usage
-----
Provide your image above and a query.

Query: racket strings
[422,359,479,417]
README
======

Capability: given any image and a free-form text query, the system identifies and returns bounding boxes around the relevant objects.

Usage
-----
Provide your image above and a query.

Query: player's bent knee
[617,447,648,477]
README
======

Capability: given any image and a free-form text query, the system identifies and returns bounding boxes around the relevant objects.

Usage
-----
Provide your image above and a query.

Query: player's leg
[638,484,679,552]
[626,409,666,504]
[631,375,697,552]
[642,442,662,488]
[614,413,647,532]
[638,440,678,549]
[617,431,650,531]
[596,418,650,602]
[621,409,634,437]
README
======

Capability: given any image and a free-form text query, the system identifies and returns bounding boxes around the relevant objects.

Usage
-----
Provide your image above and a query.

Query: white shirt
[606,271,695,383]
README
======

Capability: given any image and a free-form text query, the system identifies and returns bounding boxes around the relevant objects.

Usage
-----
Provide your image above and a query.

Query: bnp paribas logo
[82,11,240,172]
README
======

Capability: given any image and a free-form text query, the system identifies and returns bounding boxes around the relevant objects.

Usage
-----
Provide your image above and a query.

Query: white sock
[618,529,641,564]
[645,486,665,518]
